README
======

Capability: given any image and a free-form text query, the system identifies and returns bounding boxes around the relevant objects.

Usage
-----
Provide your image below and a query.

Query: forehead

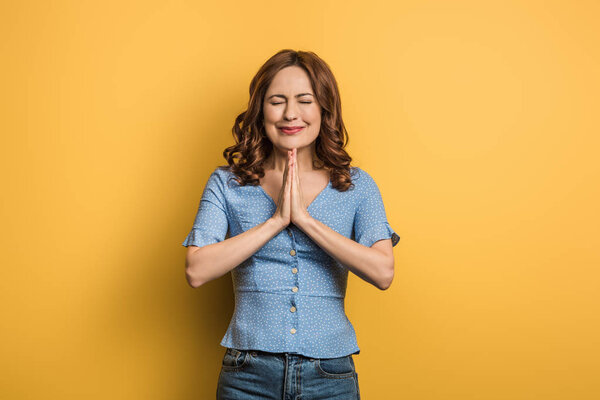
[266,66,313,94]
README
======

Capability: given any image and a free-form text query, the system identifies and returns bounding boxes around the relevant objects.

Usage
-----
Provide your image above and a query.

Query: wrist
[268,216,288,232]
[293,212,313,230]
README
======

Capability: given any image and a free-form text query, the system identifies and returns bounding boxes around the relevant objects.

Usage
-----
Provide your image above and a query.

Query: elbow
[377,262,395,291]
[186,266,208,288]
[378,275,393,290]
[185,250,205,288]
[186,270,204,288]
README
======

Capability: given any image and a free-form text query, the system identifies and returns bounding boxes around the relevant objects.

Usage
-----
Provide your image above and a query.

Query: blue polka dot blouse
[182,165,400,358]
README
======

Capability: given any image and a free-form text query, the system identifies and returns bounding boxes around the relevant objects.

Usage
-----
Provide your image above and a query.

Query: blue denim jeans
[216,347,361,400]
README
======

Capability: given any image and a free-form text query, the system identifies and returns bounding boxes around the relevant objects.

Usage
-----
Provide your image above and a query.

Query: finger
[294,149,299,184]
[290,152,294,185]
[286,152,293,191]
[292,150,296,185]
[284,150,294,183]
[288,158,294,196]
[293,149,303,206]
[284,150,291,172]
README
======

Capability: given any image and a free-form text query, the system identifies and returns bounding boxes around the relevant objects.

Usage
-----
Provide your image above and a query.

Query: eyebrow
[266,93,314,100]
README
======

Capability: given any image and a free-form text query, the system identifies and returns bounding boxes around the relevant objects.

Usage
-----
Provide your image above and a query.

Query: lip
[278,126,305,135]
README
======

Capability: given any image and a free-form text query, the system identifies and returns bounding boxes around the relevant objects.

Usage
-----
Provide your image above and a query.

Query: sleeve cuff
[357,222,401,248]
[182,228,219,248]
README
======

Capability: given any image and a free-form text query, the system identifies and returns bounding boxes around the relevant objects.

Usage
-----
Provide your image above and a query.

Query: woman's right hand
[271,150,293,229]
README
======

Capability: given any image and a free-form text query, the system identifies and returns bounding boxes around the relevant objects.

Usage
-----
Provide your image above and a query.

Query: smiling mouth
[279,127,305,135]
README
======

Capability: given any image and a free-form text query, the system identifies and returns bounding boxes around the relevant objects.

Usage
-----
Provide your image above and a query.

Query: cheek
[306,107,321,123]
[262,106,277,123]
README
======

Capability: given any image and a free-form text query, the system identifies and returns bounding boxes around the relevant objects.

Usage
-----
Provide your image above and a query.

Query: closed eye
[271,102,312,105]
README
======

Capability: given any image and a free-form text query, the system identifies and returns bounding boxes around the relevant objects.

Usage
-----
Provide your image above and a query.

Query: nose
[283,102,299,121]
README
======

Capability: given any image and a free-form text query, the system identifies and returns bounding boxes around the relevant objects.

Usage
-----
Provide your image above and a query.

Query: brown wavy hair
[219,49,356,192]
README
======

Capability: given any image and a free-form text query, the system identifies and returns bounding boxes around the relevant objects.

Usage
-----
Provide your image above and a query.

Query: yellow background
[1,1,599,399]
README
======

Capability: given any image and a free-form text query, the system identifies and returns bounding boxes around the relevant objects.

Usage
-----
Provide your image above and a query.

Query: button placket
[289,232,299,293]
[289,229,299,336]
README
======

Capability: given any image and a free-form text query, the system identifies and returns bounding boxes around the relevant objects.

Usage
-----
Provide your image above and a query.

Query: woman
[183,49,400,399]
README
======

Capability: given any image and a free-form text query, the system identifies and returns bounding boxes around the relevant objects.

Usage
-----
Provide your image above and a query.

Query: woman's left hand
[290,148,312,225]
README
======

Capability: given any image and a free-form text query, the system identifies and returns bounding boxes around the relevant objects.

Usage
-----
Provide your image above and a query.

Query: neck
[265,146,319,173]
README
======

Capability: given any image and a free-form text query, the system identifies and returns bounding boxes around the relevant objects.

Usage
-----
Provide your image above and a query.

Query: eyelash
[270,101,312,105]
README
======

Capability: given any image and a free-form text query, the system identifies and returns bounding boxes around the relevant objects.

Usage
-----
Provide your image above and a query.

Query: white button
[290,306,296,312]
[290,328,296,334]
[292,286,298,293]
[291,267,298,274]
[290,249,296,256]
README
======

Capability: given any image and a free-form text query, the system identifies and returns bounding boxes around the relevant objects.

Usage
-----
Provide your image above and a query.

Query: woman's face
[262,66,322,153]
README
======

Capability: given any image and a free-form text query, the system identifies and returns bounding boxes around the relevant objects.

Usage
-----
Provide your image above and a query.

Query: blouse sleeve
[182,170,229,248]
[353,169,400,248]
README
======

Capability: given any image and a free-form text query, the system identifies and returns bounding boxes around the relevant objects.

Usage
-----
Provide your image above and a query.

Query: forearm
[296,216,393,290]
[186,218,286,287]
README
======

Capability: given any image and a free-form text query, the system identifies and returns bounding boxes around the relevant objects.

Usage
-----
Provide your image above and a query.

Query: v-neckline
[257,178,331,211]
